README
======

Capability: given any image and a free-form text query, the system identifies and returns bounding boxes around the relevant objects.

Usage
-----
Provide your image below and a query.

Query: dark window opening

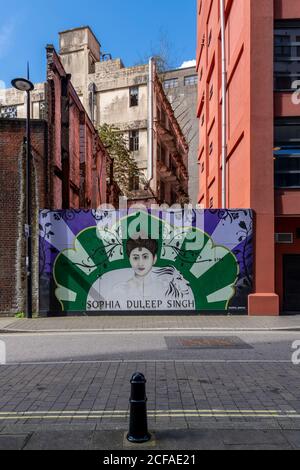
[171,189,177,205]
[129,130,139,152]
[160,181,166,202]
[129,175,140,191]
[274,20,300,91]
[274,117,300,188]
[161,146,167,164]
[208,29,212,48]
[129,87,139,107]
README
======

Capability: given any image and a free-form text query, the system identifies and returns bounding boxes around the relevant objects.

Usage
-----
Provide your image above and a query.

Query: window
[129,175,140,191]
[274,117,300,188]
[161,146,167,164]
[209,84,213,100]
[209,142,213,155]
[160,181,165,202]
[170,158,177,175]
[209,197,214,208]
[39,101,47,120]
[201,162,205,173]
[156,106,161,122]
[160,109,168,128]
[171,189,177,205]
[199,68,203,81]
[208,30,212,48]
[164,78,178,89]
[129,87,139,107]
[0,105,17,118]
[129,130,139,151]
[184,75,198,86]
[274,20,300,91]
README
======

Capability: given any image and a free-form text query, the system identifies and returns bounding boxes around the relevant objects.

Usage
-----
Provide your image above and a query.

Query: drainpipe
[220,0,227,208]
[147,57,154,184]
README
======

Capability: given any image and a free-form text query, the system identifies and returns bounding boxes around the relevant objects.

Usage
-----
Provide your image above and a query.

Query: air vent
[275,233,293,244]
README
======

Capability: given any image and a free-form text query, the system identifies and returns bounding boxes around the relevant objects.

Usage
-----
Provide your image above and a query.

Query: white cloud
[180,60,197,69]
[0,80,6,89]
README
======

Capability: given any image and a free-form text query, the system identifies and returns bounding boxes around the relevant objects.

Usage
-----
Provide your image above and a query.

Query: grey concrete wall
[163,68,199,205]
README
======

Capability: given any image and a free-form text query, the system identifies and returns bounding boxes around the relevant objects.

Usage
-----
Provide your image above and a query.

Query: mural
[39,209,253,315]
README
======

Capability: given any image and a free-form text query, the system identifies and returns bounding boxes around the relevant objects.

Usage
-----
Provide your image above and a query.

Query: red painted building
[197,0,300,315]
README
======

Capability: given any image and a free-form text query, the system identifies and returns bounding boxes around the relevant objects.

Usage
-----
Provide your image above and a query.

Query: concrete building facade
[163,67,199,205]
[0,27,190,206]
[197,0,300,315]
[58,27,189,206]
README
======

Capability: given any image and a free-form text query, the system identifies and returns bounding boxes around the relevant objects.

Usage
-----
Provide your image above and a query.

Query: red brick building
[0,46,113,315]
[197,0,300,315]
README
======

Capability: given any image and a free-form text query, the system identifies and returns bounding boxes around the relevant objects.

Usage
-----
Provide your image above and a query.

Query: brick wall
[0,119,47,315]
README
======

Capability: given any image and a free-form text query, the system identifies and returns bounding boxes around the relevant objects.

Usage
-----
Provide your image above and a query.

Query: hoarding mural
[39,209,253,315]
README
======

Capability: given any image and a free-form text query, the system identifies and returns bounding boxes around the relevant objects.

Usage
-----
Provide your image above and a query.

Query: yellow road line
[0,411,298,420]
[0,414,297,420]
[0,409,295,415]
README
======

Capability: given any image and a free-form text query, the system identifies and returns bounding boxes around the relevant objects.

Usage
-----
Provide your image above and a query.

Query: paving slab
[24,430,93,450]
[0,434,31,450]
[0,318,17,330]
[283,431,300,449]
[1,315,300,333]
[0,429,293,450]
[221,429,289,446]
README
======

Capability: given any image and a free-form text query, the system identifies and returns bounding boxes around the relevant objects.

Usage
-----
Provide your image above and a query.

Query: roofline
[58,26,101,48]
[162,66,197,74]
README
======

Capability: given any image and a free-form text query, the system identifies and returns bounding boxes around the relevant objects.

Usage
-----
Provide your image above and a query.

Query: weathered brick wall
[0,119,47,315]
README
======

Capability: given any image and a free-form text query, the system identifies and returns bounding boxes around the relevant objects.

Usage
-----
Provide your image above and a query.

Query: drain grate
[165,336,253,350]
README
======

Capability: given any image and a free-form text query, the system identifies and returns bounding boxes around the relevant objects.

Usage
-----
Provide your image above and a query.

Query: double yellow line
[0,409,298,420]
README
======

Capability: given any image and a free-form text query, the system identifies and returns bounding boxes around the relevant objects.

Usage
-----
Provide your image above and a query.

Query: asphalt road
[0,330,300,363]
[0,329,300,449]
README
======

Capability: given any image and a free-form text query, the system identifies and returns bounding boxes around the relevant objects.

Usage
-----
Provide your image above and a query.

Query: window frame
[184,75,198,86]
[274,20,300,92]
[129,129,139,152]
[164,78,179,90]
[129,86,139,107]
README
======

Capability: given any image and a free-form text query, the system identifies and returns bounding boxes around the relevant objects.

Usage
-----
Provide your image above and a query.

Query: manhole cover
[165,336,253,350]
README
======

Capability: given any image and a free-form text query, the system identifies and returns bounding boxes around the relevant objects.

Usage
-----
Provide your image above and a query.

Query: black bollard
[127,372,151,443]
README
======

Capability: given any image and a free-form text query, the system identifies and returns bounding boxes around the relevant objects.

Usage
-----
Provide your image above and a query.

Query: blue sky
[0,0,196,88]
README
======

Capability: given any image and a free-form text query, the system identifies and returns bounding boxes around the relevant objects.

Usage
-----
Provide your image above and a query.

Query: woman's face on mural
[129,247,157,277]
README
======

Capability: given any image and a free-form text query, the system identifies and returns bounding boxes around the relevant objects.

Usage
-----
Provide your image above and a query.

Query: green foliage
[98,124,142,196]
[15,312,25,319]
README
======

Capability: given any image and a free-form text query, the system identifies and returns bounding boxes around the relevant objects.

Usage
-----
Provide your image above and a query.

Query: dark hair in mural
[126,237,158,258]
